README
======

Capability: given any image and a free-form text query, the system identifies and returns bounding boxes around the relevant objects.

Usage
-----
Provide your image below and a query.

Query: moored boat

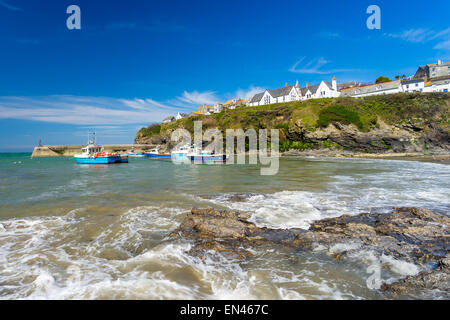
[145,146,171,159]
[74,133,128,164]
[188,147,227,164]
[127,148,145,158]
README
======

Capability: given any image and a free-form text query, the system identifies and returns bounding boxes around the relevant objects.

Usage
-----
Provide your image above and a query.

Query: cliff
[135,93,450,155]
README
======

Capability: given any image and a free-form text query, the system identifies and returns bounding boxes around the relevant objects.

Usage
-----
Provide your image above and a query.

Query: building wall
[402,81,425,93]
[429,65,450,78]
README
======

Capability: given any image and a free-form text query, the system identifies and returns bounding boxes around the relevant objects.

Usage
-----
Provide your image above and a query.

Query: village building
[414,60,450,79]
[423,76,450,93]
[340,80,403,98]
[401,78,425,93]
[196,104,214,115]
[175,112,189,120]
[162,116,175,123]
[223,98,246,110]
[213,102,224,113]
[248,83,301,106]
[248,77,354,106]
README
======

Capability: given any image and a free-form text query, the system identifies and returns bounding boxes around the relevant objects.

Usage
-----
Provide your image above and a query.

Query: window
[415,83,418,87]
[406,84,409,89]
[264,95,270,105]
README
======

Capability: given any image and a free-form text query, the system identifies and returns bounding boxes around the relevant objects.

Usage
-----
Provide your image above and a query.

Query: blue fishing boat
[145,146,171,159]
[74,133,128,164]
[189,148,227,164]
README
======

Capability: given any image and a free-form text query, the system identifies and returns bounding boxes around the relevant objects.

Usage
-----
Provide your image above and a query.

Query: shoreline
[282,150,450,164]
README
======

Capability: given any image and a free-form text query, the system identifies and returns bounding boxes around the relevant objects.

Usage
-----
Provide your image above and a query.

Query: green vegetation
[376,76,392,83]
[317,105,363,130]
[136,92,450,152]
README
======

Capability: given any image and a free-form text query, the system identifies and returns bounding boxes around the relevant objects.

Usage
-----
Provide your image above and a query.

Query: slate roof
[249,92,265,103]
[267,85,295,98]
[340,81,401,96]
[300,84,320,95]
[401,78,424,85]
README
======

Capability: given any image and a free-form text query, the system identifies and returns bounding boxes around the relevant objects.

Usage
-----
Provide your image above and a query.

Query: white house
[175,112,188,120]
[248,83,301,106]
[423,76,450,93]
[300,77,341,100]
[162,116,175,123]
[213,103,224,113]
[401,79,425,93]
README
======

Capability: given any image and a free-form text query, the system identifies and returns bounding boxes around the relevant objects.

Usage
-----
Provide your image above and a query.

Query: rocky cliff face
[286,119,450,154]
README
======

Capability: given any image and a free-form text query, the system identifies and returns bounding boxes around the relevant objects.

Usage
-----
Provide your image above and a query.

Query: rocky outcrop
[289,119,450,154]
[170,207,450,295]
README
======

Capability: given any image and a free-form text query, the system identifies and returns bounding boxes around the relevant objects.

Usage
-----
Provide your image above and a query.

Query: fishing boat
[188,147,227,164]
[74,133,128,164]
[171,144,196,161]
[127,147,145,158]
[145,146,171,159]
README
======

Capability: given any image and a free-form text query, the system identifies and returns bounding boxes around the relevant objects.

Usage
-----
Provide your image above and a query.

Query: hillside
[135,93,450,154]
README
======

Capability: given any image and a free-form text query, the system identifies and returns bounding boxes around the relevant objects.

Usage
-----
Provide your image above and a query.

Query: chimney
[295,80,299,88]
[285,82,288,87]
[306,82,310,87]
[332,76,337,91]
[438,60,442,65]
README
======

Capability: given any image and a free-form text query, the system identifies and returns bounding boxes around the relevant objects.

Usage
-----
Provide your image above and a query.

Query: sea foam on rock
[170,206,449,295]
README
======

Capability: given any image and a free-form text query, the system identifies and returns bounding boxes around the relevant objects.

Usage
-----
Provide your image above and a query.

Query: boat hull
[75,156,127,164]
[146,153,171,159]
[190,154,227,163]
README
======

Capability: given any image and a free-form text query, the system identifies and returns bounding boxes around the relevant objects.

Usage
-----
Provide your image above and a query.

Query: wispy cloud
[171,90,220,107]
[386,27,450,51]
[0,0,21,11]
[0,95,183,125]
[234,86,265,100]
[289,57,357,74]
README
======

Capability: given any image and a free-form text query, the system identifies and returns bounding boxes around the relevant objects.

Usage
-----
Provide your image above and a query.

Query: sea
[0,153,449,299]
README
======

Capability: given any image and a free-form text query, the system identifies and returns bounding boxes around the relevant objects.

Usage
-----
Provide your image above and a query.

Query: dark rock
[170,206,450,295]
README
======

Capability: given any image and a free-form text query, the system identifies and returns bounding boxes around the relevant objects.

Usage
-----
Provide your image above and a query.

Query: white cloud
[234,86,265,100]
[289,57,357,74]
[173,90,220,106]
[386,28,434,43]
[0,95,182,125]
[434,40,450,51]
[386,27,450,52]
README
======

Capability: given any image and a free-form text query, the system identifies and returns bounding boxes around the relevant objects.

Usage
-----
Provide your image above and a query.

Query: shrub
[317,105,363,129]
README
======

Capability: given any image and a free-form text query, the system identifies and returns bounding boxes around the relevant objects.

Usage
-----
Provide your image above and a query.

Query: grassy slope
[137,93,450,151]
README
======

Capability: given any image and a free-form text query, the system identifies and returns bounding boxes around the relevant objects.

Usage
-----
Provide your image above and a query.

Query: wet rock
[170,206,449,295]
[381,255,450,296]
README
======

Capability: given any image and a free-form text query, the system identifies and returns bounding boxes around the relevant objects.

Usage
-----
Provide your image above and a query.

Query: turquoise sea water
[0,153,449,299]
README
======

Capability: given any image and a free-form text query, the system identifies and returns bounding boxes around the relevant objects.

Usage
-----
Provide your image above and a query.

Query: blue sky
[0,0,449,151]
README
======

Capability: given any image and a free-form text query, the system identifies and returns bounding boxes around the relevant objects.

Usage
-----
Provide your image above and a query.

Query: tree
[395,75,400,80]
[376,76,392,84]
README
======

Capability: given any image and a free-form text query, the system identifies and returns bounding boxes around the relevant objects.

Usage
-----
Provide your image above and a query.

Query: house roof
[267,85,295,98]
[249,92,264,103]
[300,84,320,95]
[163,116,175,121]
[340,80,401,96]
[401,78,424,85]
